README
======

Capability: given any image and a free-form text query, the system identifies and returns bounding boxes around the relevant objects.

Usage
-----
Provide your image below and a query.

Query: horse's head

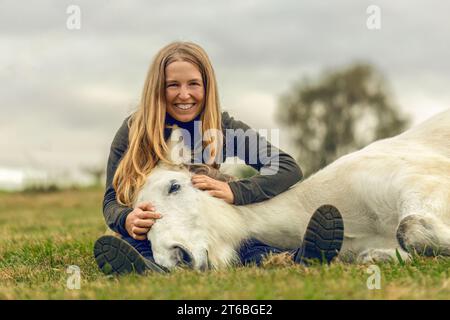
[134,128,237,270]
[136,163,236,271]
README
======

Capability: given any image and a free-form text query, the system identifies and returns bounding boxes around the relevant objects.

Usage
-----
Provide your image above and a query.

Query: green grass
[0,188,449,299]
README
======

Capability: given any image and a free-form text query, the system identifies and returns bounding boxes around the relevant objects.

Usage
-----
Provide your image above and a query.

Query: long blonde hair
[113,42,222,206]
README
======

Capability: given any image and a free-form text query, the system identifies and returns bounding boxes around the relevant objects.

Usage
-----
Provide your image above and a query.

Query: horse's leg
[396,214,450,256]
[395,175,450,256]
[357,248,410,264]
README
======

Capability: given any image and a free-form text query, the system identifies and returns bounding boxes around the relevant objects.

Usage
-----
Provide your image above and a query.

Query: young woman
[94,42,344,274]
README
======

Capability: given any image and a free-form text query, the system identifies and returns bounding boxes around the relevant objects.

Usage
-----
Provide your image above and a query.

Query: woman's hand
[125,202,161,240]
[191,174,235,204]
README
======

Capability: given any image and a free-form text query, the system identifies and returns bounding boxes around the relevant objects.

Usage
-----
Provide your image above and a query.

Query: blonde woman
[94,42,344,275]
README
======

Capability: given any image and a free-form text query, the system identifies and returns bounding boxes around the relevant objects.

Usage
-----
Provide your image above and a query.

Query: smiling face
[165,60,205,122]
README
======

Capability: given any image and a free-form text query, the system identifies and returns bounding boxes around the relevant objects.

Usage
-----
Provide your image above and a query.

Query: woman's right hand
[125,202,162,240]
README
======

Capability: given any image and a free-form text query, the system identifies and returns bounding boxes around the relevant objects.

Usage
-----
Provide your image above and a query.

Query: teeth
[175,104,195,110]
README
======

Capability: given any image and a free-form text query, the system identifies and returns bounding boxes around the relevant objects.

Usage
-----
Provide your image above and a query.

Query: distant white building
[0,166,96,191]
[0,167,48,191]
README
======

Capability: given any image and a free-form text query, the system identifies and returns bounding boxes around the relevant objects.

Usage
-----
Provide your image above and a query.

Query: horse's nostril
[174,245,194,267]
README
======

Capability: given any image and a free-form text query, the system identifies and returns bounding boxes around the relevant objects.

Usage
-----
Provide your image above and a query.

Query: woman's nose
[178,86,191,100]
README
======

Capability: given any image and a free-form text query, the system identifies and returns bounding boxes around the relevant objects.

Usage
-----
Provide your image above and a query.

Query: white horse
[136,109,450,270]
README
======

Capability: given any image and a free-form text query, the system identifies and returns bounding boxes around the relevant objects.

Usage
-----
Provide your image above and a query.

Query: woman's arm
[104,117,162,239]
[103,117,134,237]
[221,111,303,205]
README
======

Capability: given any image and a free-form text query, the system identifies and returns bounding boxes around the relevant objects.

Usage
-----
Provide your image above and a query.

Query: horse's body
[136,109,450,270]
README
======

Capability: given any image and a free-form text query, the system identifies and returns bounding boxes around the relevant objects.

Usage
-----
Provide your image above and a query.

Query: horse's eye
[168,181,181,194]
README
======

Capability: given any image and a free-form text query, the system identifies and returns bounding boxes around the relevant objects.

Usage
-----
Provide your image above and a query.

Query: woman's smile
[173,103,196,111]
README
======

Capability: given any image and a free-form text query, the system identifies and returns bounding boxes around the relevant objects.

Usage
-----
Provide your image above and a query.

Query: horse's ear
[187,164,236,182]
[165,126,192,165]
[187,164,210,176]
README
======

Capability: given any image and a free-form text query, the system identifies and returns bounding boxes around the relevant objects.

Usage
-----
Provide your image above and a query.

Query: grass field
[0,187,449,300]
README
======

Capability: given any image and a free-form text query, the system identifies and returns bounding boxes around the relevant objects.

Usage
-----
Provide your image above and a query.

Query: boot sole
[294,205,344,264]
[93,235,167,275]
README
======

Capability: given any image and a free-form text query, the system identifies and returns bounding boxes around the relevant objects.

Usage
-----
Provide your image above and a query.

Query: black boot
[93,235,168,275]
[294,205,344,265]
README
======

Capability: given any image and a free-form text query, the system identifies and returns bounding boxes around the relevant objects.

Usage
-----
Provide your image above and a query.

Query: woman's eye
[169,182,181,194]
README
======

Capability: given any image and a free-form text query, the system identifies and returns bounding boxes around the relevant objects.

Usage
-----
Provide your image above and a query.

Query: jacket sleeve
[222,111,303,205]
[103,116,133,237]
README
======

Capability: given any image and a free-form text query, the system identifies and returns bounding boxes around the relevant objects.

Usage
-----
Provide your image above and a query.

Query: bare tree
[81,165,106,187]
[277,62,410,176]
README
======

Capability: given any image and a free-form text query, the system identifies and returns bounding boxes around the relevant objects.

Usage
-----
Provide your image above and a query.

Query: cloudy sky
[1,0,449,180]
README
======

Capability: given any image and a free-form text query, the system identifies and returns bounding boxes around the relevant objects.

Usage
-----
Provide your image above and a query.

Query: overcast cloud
[1,0,449,178]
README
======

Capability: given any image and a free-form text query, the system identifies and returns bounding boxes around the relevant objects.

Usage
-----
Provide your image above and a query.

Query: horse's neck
[205,163,348,267]
[233,169,339,249]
